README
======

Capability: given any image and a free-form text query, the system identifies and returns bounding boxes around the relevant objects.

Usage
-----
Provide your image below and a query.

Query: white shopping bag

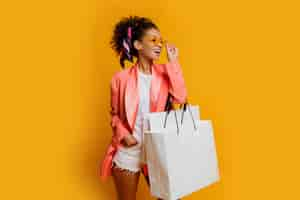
[140,105,200,165]
[143,105,220,200]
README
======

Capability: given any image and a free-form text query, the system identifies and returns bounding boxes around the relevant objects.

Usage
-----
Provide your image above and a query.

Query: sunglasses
[144,36,167,46]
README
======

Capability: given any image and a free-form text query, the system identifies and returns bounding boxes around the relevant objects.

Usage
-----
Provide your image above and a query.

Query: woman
[100,16,187,200]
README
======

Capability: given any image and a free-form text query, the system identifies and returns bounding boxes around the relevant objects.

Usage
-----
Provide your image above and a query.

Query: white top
[133,69,152,143]
[112,69,152,172]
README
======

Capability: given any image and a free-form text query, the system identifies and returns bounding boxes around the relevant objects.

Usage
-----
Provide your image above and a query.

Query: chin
[145,56,157,62]
[151,54,161,61]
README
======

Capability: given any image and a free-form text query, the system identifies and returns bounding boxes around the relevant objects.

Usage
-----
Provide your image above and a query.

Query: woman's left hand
[166,42,179,62]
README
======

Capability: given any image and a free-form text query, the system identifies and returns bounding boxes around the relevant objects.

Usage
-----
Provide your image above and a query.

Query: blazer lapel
[124,62,163,131]
[150,64,162,112]
[124,63,139,131]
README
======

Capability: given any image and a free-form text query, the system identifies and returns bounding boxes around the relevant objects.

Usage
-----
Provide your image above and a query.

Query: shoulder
[110,67,131,86]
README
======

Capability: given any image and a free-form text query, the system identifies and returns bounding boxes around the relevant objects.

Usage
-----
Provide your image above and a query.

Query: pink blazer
[100,59,187,180]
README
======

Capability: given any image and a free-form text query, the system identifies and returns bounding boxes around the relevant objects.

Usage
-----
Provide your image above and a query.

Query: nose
[158,39,167,47]
[157,42,163,48]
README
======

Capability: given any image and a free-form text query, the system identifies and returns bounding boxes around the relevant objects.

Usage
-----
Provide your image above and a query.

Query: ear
[133,40,143,50]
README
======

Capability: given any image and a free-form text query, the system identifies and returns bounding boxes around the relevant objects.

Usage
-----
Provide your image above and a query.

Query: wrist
[168,57,178,64]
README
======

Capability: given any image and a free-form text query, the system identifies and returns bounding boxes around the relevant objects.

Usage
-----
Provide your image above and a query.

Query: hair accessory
[127,27,132,39]
[122,39,133,62]
[122,39,130,53]
[120,26,133,62]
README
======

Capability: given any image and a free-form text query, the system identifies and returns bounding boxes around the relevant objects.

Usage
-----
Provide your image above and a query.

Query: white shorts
[112,132,144,173]
[112,115,149,173]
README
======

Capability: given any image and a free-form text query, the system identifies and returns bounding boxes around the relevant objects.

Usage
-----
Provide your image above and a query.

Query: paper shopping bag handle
[164,93,189,112]
[163,94,197,134]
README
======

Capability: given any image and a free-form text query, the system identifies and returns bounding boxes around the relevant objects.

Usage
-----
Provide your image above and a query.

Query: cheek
[143,43,152,50]
[140,45,153,55]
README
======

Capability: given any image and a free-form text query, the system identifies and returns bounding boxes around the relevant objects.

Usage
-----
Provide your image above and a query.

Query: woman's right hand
[121,134,138,147]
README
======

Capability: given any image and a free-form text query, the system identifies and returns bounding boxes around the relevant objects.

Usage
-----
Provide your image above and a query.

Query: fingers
[174,47,179,55]
[122,134,138,147]
[166,43,178,54]
[166,43,175,50]
[128,138,138,146]
[125,141,138,148]
[166,42,179,61]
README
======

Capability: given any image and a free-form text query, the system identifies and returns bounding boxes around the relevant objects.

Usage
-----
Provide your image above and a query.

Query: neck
[137,57,153,74]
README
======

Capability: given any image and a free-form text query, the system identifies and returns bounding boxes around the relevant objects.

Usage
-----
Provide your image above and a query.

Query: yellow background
[1,0,299,199]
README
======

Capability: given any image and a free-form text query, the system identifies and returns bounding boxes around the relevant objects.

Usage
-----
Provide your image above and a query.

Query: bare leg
[112,163,140,200]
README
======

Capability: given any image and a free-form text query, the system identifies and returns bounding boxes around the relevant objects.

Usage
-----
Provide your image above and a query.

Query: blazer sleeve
[164,59,188,104]
[110,76,130,143]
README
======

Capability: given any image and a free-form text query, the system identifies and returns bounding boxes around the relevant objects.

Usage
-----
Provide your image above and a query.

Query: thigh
[112,163,140,200]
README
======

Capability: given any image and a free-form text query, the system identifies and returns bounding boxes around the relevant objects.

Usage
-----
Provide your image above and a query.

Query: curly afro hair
[110,16,159,68]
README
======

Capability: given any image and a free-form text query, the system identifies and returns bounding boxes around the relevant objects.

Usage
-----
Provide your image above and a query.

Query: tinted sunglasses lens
[154,38,165,45]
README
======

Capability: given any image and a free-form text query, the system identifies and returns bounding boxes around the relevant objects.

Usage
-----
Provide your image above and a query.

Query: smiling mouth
[153,49,161,55]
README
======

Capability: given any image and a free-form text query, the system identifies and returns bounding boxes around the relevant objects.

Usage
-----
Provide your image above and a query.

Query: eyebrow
[147,35,163,38]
